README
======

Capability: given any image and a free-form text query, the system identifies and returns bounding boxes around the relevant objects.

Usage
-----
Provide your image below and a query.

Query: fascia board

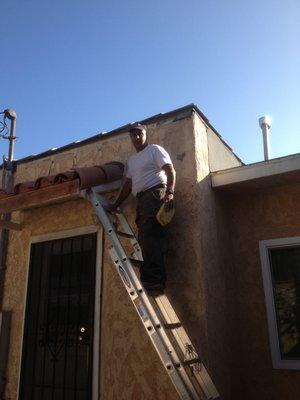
[211,153,300,187]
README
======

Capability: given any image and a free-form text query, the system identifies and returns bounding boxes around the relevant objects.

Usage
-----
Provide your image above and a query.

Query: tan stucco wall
[190,114,240,399]
[225,183,300,400]
[207,127,242,172]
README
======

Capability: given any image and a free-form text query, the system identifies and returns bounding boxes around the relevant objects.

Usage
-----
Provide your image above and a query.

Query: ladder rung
[164,322,182,329]
[182,357,202,366]
[129,258,143,267]
[116,230,135,239]
[105,208,122,214]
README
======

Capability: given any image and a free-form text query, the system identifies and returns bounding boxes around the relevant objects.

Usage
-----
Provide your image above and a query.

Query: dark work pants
[135,187,166,288]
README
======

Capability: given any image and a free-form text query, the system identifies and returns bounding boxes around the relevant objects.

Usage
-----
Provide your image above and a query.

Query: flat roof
[211,152,300,190]
[9,103,242,166]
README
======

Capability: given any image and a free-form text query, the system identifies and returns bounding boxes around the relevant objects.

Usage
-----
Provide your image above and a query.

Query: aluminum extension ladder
[83,186,222,400]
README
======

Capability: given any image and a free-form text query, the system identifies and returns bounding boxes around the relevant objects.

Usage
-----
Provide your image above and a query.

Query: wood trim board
[0,179,81,213]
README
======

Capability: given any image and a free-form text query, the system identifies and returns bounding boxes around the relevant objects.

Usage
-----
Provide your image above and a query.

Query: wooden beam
[0,179,81,213]
[0,220,22,231]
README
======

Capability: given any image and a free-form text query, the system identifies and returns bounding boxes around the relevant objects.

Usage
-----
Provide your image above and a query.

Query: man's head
[129,124,147,152]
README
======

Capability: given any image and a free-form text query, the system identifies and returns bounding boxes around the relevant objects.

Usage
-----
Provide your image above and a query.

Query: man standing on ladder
[107,124,176,296]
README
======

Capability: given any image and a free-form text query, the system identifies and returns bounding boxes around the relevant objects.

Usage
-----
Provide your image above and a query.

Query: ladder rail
[155,296,220,399]
[115,211,143,260]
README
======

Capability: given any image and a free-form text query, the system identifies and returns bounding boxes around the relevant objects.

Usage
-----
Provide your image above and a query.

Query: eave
[211,153,300,191]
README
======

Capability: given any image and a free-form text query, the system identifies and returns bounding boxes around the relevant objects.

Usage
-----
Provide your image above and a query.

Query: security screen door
[19,233,97,400]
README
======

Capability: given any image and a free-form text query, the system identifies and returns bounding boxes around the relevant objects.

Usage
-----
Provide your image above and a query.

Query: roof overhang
[211,153,300,191]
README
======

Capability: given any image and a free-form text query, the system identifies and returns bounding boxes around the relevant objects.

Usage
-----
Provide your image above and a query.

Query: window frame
[259,235,300,370]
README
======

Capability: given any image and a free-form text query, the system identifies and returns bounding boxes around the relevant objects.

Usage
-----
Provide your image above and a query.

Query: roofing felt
[0,162,124,202]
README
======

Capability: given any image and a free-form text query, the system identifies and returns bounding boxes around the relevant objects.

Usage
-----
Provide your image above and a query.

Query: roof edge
[211,152,300,188]
[8,103,242,166]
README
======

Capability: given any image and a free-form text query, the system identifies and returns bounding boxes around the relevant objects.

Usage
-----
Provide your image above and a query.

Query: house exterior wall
[225,183,300,400]
[1,113,213,400]
[207,127,242,172]
[191,114,242,399]
[1,110,244,400]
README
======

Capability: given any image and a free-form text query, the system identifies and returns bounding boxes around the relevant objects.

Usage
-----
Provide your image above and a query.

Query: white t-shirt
[126,144,172,196]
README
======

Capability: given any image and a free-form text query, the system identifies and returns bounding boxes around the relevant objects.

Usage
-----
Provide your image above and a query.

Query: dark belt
[136,184,166,199]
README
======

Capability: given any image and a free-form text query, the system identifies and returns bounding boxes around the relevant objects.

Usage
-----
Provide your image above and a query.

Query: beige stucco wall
[190,114,240,399]
[225,183,300,400]
[207,127,242,172]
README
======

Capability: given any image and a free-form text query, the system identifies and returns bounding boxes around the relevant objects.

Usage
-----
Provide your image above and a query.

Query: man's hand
[104,178,132,213]
[163,193,174,212]
[161,164,176,212]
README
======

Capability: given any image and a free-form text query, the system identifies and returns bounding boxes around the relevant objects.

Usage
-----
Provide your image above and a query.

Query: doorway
[19,233,97,400]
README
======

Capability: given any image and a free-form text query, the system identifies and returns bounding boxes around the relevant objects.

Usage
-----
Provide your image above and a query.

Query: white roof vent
[259,115,272,161]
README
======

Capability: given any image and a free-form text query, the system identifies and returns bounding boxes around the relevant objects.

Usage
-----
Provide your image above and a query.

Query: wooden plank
[0,179,81,213]
[0,220,22,231]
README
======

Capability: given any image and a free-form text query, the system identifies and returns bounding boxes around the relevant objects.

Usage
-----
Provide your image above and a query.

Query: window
[260,236,300,369]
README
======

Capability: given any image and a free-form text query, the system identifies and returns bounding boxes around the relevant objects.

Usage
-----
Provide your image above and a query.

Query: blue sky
[0,0,299,164]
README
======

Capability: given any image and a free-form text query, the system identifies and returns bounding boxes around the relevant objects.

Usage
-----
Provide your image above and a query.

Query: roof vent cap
[259,115,272,129]
[259,115,272,161]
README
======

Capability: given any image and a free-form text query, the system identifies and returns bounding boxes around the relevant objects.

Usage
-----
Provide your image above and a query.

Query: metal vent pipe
[259,115,272,161]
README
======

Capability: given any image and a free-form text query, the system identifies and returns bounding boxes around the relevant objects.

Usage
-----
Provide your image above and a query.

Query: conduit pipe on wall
[0,109,17,309]
[0,109,16,397]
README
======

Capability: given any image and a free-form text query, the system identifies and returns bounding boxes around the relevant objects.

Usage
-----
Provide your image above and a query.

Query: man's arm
[106,178,132,211]
[161,163,176,210]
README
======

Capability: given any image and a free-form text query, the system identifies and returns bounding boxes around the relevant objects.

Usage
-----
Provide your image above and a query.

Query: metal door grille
[19,233,97,400]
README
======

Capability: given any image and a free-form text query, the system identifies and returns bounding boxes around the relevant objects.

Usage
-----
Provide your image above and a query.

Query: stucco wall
[225,183,300,400]
[191,114,241,399]
[207,127,242,172]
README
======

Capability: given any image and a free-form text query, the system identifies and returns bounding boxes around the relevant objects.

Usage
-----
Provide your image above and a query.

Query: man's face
[130,129,147,150]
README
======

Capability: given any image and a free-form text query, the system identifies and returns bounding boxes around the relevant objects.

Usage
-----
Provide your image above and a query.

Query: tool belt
[136,184,166,199]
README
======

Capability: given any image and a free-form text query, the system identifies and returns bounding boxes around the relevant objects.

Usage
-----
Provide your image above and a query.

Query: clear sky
[0,0,299,164]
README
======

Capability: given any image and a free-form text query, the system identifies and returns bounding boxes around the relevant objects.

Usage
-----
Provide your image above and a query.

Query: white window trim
[259,235,300,370]
[17,225,103,399]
